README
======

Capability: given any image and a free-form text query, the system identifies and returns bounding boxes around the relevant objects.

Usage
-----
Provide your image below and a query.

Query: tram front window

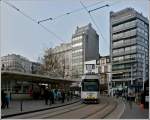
[82,80,99,91]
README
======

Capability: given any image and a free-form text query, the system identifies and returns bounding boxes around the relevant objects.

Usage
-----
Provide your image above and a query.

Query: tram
[81,74,100,103]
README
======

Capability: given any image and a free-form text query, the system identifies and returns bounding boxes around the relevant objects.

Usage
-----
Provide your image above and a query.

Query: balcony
[137,31,148,40]
[112,59,136,65]
[112,31,136,41]
[112,22,136,34]
[137,23,149,33]
[112,66,136,71]
[112,78,135,82]
[112,40,136,49]
[112,14,136,25]
[112,49,136,57]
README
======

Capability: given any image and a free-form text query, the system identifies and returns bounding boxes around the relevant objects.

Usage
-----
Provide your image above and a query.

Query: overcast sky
[1,0,149,62]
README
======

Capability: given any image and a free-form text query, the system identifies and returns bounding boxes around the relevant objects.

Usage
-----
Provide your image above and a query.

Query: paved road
[121,99,149,119]
[4,96,123,119]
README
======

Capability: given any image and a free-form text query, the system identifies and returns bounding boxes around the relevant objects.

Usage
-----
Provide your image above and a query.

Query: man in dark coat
[140,91,145,109]
[1,90,6,109]
[49,90,54,105]
[44,89,49,105]
[61,90,65,103]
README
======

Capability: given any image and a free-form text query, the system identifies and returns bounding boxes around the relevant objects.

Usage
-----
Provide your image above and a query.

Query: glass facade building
[110,8,149,90]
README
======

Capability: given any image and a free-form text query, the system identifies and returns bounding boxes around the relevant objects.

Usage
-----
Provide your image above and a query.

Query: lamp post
[142,52,146,91]
[131,64,133,85]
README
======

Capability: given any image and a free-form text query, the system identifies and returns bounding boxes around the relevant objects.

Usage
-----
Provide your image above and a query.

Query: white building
[98,56,112,94]
[84,60,98,74]
[1,54,32,73]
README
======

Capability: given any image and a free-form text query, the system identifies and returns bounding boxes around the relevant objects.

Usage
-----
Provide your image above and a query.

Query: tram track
[24,101,84,119]
[46,97,118,119]
[81,100,109,119]
[86,99,118,119]
[101,100,118,119]
[46,97,111,119]
[5,96,119,119]
[42,103,87,119]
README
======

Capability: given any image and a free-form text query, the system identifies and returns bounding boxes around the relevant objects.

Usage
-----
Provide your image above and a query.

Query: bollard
[20,100,23,112]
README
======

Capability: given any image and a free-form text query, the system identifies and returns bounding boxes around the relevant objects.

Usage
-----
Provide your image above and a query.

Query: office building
[72,23,99,79]
[110,8,149,91]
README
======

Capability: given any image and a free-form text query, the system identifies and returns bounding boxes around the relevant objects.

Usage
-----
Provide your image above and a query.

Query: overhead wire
[3,0,125,43]
[80,1,107,43]
[38,0,125,24]
[2,0,65,43]
[38,0,111,23]
[79,0,125,43]
[88,4,109,13]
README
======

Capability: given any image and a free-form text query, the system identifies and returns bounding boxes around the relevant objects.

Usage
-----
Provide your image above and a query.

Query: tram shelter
[1,71,76,99]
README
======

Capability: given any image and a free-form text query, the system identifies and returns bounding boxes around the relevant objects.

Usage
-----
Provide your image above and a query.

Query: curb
[118,99,126,118]
[2,99,80,118]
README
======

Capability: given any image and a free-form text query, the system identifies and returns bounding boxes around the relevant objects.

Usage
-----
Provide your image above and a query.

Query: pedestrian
[70,91,73,100]
[44,88,49,105]
[128,92,133,110]
[5,93,10,108]
[66,91,70,101]
[49,90,54,105]
[57,90,61,101]
[61,90,65,103]
[135,93,138,103]
[52,89,56,102]
[140,91,145,110]
[1,90,6,109]
[54,89,58,101]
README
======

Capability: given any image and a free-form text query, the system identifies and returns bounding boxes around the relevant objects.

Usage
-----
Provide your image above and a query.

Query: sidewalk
[120,100,149,119]
[1,97,79,117]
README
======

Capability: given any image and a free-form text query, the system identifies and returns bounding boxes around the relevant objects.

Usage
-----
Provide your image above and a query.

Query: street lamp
[131,64,133,85]
[142,52,146,91]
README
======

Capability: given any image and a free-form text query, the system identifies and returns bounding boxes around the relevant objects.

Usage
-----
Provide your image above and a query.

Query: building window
[106,58,110,63]
[72,42,83,47]
[72,49,83,54]
[101,59,105,64]
[137,19,144,25]
[104,66,108,72]
[113,20,136,32]
[113,40,124,46]
[72,35,83,41]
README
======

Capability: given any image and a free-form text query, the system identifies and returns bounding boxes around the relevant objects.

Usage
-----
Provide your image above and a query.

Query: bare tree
[40,48,66,77]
